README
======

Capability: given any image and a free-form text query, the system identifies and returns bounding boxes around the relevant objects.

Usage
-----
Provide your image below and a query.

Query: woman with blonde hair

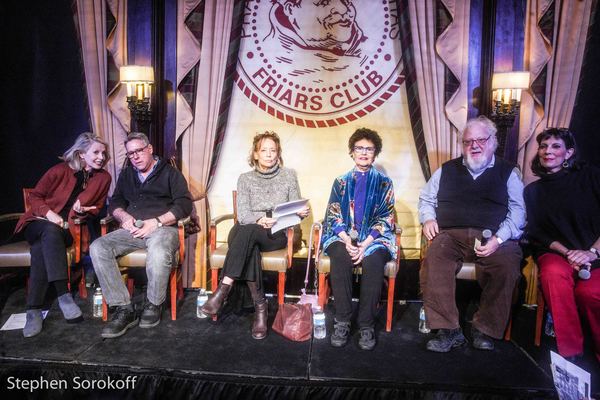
[201,131,309,339]
[15,132,112,337]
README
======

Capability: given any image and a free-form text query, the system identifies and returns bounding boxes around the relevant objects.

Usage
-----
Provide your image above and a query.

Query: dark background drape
[0,0,89,215]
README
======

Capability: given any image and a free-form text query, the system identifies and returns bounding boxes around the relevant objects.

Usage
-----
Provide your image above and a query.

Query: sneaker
[472,327,494,351]
[330,320,351,348]
[358,327,376,351]
[425,328,466,353]
[139,301,162,329]
[23,309,43,338]
[101,306,138,338]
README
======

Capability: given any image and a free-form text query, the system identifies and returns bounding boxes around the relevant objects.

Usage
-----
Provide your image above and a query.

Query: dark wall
[0,0,89,214]
[570,7,600,167]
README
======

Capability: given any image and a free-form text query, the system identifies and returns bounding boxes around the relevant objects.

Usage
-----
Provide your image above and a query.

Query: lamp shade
[491,72,530,90]
[120,65,154,83]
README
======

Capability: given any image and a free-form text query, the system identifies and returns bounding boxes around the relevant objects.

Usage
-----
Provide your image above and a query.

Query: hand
[296,205,310,218]
[257,217,277,229]
[72,199,97,214]
[422,219,439,241]
[566,249,597,268]
[45,210,64,227]
[130,219,157,239]
[475,235,500,257]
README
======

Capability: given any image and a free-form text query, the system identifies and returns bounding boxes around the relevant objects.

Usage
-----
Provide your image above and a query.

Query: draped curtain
[76,0,130,187]
[517,0,593,183]
[177,0,240,288]
[407,0,470,173]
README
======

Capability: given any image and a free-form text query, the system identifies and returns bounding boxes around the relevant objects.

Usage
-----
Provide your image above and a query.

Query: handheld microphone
[134,219,144,228]
[578,265,591,280]
[349,229,359,246]
[61,222,69,230]
[481,229,492,246]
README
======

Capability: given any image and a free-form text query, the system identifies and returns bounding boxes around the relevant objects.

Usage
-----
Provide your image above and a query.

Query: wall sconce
[120,65,154,133]
[490,71,530,156]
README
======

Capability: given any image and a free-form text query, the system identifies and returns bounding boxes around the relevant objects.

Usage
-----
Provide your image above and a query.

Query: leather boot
[201,282,232,315]
[247,281,268,340]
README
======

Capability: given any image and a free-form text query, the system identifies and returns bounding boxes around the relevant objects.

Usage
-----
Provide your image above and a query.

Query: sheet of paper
[550,351,591,400]
[271,214,301,234]
[272,198,309,219]
[1,311,49,331]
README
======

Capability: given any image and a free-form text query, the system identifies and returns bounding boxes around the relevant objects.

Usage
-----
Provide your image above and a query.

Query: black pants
[24,220,72,308]
[222,223,287,283]
[328,241,391,328]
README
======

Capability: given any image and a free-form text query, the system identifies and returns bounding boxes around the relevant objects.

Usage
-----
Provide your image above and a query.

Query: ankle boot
[201,282,232,315]
[247,281,268,339]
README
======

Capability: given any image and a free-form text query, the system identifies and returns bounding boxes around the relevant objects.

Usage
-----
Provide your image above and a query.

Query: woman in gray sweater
[202,131,309,339]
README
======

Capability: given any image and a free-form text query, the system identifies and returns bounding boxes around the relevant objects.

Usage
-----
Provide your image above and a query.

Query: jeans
[90,227,179,307]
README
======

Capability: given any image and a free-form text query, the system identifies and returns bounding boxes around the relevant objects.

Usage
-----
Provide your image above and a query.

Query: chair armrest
[209,214,235,252]
[210,214,234,227]
[0,213,23,223]
[177,216,191,227]
[100,215,116,236]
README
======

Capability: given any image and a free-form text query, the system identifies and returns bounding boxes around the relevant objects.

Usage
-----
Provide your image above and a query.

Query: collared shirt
[418,155,525,241]
[137,158,160,183]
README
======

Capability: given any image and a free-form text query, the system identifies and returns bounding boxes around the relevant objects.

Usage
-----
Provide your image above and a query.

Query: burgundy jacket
[15,162,112,239]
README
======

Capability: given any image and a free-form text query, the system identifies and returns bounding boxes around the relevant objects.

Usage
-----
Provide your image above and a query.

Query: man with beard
[418,116,525,352]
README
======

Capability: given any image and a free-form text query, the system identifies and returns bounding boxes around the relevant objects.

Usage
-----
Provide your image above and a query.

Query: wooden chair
[311,221,403,333]
[208,190,294,306]
[99,215,190,321]
[0,189,84,295]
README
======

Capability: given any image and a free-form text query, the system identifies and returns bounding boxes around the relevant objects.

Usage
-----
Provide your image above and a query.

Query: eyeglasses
[462,135,491,147]
[353,146,376,154]
[126,145,149,159]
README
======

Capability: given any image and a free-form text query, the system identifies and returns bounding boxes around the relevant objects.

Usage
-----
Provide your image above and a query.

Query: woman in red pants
[524,128,600,362]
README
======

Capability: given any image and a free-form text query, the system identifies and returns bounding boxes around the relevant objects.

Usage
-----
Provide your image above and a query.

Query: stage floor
[0,284,567,399]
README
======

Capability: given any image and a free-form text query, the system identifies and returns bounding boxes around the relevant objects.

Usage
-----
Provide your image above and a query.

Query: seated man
[90,132,192,338]
[418,116,525,352]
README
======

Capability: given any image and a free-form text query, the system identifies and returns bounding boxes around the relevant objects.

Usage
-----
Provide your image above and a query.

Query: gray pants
[90,227,179,307]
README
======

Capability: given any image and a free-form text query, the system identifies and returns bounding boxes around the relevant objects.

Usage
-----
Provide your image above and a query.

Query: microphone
[349,229,359,246]
[481,229,492,246]
[134,219,144,228]
[61,222,69,230]
[578,265,591,280]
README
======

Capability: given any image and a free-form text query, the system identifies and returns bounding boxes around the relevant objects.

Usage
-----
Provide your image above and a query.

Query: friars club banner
[210,0,424,258]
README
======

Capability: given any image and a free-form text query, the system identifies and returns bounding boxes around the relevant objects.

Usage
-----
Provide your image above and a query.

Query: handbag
[272,303,313,342]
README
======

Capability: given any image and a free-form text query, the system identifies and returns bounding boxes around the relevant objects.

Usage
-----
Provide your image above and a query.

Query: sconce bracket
[126,96,152,122]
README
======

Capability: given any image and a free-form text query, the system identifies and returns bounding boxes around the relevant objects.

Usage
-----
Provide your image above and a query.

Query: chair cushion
[0,241,74,268]
[456,262,477,280]
[317,254,398,277]
[210,244,288,272]
[117,249,179,268]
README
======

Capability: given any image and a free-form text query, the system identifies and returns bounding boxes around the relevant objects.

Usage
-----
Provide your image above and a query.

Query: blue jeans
[90,227,179,307]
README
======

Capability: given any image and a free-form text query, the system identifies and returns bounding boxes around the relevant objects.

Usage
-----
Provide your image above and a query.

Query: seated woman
[321,128,396,350]
[201,131,309,339]
[15,132,112,338]
[524,128,600,362]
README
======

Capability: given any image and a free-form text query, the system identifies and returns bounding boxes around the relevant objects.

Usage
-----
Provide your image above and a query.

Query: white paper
[270,198,309,234]
[1,311,49,331]
[550,351,591,400]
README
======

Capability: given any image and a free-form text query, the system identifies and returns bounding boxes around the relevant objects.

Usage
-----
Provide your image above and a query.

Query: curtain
[518,0,593,183]
[407,0,470,173]
[76,0,129,188]
[177,0,239,288]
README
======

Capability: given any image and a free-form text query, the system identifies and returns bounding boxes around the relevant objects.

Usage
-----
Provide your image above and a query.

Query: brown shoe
[252,300,268,340]
[201,282,232,315]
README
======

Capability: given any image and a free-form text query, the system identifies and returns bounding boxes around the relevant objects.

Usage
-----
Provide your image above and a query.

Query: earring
[562,161,569,168]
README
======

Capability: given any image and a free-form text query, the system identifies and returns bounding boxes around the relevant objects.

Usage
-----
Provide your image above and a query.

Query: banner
[209,0,423,258]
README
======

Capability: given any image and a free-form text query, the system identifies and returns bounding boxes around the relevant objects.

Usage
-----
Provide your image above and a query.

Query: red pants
[538,253,600,361]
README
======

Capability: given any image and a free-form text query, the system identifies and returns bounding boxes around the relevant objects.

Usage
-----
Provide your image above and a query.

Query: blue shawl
[321,166,397,260]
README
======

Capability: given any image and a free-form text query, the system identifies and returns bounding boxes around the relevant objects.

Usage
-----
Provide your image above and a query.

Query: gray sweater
[236,166,301,225]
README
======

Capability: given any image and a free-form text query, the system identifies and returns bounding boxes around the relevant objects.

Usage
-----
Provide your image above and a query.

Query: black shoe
[358,327,376,351]
[101,306,138,338]
[471,327,494,351]
[139,301,162,329]
[330,320,351,347]
[426,328,466,353]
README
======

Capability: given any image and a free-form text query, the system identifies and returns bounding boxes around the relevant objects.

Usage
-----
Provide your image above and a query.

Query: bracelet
[590,247,599,257]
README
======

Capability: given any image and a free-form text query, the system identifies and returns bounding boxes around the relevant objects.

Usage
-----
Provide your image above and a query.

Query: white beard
[464,154,490,174]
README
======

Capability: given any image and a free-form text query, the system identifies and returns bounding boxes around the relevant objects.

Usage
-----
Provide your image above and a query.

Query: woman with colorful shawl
[321,128,396,351]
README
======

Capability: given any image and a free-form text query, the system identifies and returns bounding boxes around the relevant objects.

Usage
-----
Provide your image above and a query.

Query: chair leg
[127,278,134,297]
[278,271,285,305]
[79,267,87,299]
[535,289,545,346]
[170,269,177,320]
[211,269,219,321]
[177,270,184,301]
[386,277,396,332]
[504,317,512,341]
[102,298,108,322]
[318,273,328,308]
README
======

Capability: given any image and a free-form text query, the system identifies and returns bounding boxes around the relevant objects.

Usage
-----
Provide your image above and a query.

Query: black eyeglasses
[126,145,149,159]
[353,146,376,154]
[462,135,491,147]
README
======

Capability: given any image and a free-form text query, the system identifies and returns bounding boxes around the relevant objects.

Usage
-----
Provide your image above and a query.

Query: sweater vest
[437,157,514,231]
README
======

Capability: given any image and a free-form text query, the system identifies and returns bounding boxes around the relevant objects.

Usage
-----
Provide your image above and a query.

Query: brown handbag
[272,303,313,342]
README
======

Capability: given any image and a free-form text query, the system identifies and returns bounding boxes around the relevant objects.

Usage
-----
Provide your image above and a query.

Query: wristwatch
[155,217,163,228]
[496,237,504,245]
[590,247,599,257]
